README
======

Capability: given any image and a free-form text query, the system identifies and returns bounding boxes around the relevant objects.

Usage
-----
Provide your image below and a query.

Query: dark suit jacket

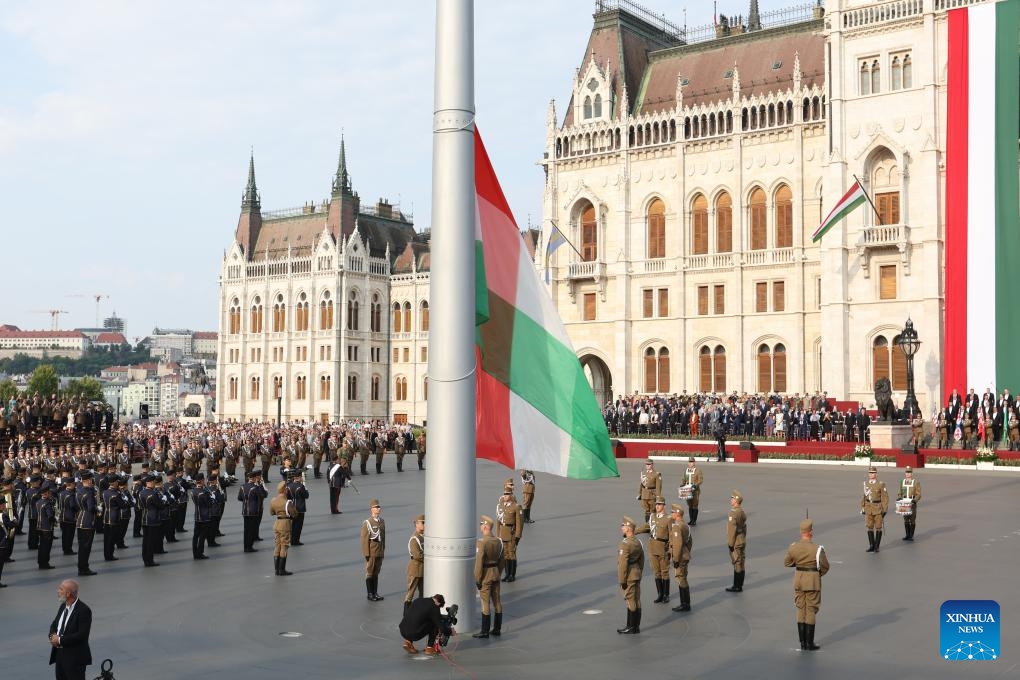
[48,600,93,669]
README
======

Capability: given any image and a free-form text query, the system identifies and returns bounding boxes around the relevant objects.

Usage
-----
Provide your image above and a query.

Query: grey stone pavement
[1,458,1017,680]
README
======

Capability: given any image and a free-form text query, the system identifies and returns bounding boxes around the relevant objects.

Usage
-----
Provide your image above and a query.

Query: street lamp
[897,318,921,419]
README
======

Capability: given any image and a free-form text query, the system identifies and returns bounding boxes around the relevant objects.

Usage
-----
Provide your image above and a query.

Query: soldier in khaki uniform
[910,411,924,447]
[897,466,922,541]
[635,497,671,604]
[617,516,644,634]
[496,479,522,582]
[783,518,830,651]
[682,457,703,525]
[472,515,505,639]
[520,469,536,523]
[361,498,386,601]
[860,467,889,552]
[636,459,662,524]
[404,514,425,613]
[725,490,747,593]
[268,480,297,576]
[394,435,406,472]
[668,503,693,612]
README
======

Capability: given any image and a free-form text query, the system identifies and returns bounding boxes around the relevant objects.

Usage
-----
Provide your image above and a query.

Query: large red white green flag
[944,0,1020,396]
[473,130,618,480]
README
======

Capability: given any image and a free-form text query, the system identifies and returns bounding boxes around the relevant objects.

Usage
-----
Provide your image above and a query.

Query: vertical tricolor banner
[944,0,1020,398]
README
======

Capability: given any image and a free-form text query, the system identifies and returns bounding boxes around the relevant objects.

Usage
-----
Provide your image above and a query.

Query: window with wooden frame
[773,343,787,392]
[319,376,331,400]
[347,375,358,400]
[228,377,238,400]
[371,376,380,401]
[691,194,708,255]
[775,184,793,248]
[699,346,713,392]
[712,345,726,392]
[773,280,786,312]
[749,188,767,250]
[875,192,900,225]
[250,376,260,400]
[697,286,709,315]
[347,292,359,331]
[642,289,654,318]
[879,265,897,299]
[657,288,668,317]
[583,293,596,321]
[714,285,725,315]
[644,348,657,392]
[647,198,665,259]
[891,335,907,391]
[420,302,429,331]
[755,282,768,313]
[716,192,733,253]
[872,336,890,384]
[403,302,412,332]
[757,344,772,392]
[295,376,306,400]
[580,203,598,262]
[392,303,402,332]
[657,348,670,393]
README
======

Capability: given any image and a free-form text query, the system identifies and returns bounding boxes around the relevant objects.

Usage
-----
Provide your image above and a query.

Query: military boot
[874,531,883,552]
[804,624,820,650]
[617,610,634,634]
[279,556,292,576]
[491,613,502,636]
[866,530,876,552]
[660,579,669,603]
[274,556,281,575]
[653,578,665,603]
[366,578,374,601]
[798,622,807,650]
[689,508,698,526]
[472,614,491,639]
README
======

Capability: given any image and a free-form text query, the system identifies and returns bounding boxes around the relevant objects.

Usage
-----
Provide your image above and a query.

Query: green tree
[65,376,105,403]
[0,378,18,403]
[26,364,59,397]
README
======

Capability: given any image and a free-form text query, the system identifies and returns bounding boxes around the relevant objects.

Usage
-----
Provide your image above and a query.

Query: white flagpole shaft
[425,0,477,631]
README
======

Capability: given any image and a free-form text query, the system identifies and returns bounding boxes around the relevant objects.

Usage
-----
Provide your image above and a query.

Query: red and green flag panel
[474,130,618,480]
[944,0,1020,397]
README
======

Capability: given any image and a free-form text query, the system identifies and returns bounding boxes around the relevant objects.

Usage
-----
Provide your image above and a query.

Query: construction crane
[29,309,70,331]
[69,293,110,327]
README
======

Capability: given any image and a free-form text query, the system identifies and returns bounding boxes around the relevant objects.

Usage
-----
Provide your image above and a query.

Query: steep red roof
[95,332,127,344]
[193,331,218,340]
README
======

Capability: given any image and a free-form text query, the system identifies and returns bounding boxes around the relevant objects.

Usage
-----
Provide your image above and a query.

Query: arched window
[250,376,260,400]
[273,376,283,400]
[583,96,592,119]
[902,55,912,88]
[296,293,309,332]
[228,299,241,335]
[774,343,787,392]
[891,335,907,391]
[347,375,358,400]
[715,192,732,253]
[593,94,602,117]
[371,375,380,401]
[580,202,598,262]
[347,291,360,331]
[319,292,333,330]
[658,348,670,393]
[873,336,890,385]
[691,194,708,255]
[392,302,402,333]
[402,302,411,332]
[870,148,900,225]
[774,184,793,248]
[644,347,657,392]
[713,345,726,393]
[871,59,880,94]
[423,376,428,401]
[758,344,772,393]
[295,376,306,400]
[891,56,902,90]
[250,296,263,333]
[699,346,713,392]
[370,293,381,332]
[647,198,665,259]
[419,301,429,331]
[228,377,238,400]
[273,294,286,332]
[319,375,331,400]
[860,61,871,95]
[395,376,407,401]
[749,188,767,250]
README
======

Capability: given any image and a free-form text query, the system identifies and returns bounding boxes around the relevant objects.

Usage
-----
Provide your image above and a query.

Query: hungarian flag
[944,0,1020,396]
[474,130,618,480]
[811,180,868,242]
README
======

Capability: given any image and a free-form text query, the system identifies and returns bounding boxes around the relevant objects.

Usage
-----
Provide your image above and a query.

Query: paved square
[2,459,1017,679]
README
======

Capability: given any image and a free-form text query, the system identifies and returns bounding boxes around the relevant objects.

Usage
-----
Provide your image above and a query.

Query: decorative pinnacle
[241,152,260,211]
[332,133,352,196]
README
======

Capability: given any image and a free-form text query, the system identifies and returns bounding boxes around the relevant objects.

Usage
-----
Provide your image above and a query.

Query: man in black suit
[48,579,93,680]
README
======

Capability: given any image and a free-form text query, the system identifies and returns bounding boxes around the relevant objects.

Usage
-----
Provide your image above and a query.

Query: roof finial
[332,132,352,196]
[748,0,762,31]
[241,151,260,211]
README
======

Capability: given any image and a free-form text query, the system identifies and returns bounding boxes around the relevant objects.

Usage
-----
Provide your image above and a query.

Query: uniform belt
[796,567,819,572]
[275,515,291,520]
[483,562,499,567]
[655,537,668,542]
[869,500,883,503]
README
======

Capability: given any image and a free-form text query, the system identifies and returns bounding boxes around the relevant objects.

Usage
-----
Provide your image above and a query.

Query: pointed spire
[748,0,761,31]
[241,152,261,212]
[332,134,352,196]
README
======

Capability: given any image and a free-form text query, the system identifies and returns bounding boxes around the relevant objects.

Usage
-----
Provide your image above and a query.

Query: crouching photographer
[399,593,457,655]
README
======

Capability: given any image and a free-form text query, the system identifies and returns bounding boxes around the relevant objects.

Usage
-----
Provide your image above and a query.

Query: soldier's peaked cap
[621,516,636,528]
[370,499,381,508]
[800,518,814,533]
[480,515,494,526]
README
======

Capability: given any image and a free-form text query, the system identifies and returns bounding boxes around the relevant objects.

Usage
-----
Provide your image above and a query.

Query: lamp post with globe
[897,319,921,420]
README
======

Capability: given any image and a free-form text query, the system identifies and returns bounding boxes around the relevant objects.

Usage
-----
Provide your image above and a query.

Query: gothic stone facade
[540,0,958,414]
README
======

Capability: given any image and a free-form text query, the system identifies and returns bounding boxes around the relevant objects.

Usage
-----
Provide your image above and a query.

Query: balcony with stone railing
[685,253,735,271]
[744,248,796,267]
[568,260,606,281]
[860,223,906,248]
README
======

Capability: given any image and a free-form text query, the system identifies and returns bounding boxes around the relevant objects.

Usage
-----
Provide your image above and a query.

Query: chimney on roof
[376,199,393,219]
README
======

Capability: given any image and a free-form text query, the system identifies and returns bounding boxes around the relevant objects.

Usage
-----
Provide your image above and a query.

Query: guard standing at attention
[269,480,298,575]
[520,469,536,523]
[725,490,747,593]
[404,514,425,613]
[189,473,211,560]
[682,457,703,525]
[473,514,505,639]
[860,467,889,553]
[897,466,922,541]
[617,516,644,634]
[636,459,662,525]
[668,503,692,612]
[75,472,99,576]
[783,518,830,651]
[635,497,671,604]
[36,485,57,569]
[496,479,522,582]
[239,471,268,553]
[284,471,309,545]
[361,499,386,601]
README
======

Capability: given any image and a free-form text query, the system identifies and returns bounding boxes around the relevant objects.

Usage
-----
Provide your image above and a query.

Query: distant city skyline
[0,0,790,335]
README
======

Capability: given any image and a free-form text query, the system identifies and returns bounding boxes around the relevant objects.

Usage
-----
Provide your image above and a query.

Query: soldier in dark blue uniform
[75,472,98,576]
[139,474,163,567]
[0,496,15,586]
[190,473,211,559]
[58,477,78,556]
[100,477,123,562]
[239,470,268,553]
[207,473,225,546]
[284,471,309,545]
[25,475,41,550]
[161,471,179,544]
[36,484,57,569]
[115,474,132,550]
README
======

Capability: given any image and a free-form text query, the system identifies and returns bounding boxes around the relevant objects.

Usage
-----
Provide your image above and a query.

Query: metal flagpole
[852,173,884,225]
[425,0,477,631]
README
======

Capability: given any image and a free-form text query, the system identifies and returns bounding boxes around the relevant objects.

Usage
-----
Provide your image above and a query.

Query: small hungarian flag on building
[474,130,618,480]
[811,180,868,243]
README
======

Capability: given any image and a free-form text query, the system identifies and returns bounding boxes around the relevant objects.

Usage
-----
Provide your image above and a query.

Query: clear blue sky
[0,0,792,339]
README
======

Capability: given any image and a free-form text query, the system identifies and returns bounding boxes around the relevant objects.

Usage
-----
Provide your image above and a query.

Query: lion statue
[874,377,897,422]
[183,403,202,418]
